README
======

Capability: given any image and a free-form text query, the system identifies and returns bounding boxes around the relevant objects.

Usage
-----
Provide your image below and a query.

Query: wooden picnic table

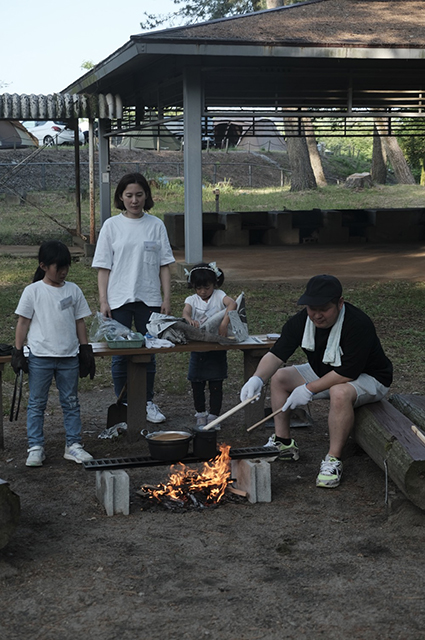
[0,336,275,448]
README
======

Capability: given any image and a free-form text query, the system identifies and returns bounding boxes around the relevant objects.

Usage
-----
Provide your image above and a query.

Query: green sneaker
[264,434,299,461]
[316,454,343,488]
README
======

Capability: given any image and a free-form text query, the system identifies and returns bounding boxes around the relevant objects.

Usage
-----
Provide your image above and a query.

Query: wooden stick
[203,395,260,431]
[247,407,282,432]
[227,485,248,498]
[411,424,425,446]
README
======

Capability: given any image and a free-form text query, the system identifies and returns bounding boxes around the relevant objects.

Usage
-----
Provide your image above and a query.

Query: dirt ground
[1,371,425,640]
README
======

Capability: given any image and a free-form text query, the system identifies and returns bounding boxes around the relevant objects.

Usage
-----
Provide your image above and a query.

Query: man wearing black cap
[240,275,392,488]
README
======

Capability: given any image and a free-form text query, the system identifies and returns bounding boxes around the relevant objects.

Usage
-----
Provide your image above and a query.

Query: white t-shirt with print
[92,213,175,309]
[15,280,92,357]
[185,289,227,326]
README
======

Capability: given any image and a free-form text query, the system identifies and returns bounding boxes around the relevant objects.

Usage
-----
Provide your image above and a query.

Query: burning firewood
[137,445,242,510]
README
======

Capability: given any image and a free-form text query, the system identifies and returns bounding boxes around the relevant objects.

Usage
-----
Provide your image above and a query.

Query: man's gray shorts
[294,363,390,408]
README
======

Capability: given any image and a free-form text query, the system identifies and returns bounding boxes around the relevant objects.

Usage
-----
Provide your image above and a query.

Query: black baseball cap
[297,275,343,306]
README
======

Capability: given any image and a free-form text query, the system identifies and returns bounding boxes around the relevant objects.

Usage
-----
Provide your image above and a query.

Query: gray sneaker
[64,443,93,464]
[195,411,208,428]
[264,434,299,461]
[26,446,46,467]
[207,414,221,431]
[316,454,343,488]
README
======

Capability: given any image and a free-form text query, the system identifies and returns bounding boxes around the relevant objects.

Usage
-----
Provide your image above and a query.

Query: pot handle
[140,429,149,439]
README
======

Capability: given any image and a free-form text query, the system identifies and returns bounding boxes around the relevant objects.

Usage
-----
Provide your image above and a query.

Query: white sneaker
[146,401,166,423]
[26,446,46,467]
[64,443,93,464]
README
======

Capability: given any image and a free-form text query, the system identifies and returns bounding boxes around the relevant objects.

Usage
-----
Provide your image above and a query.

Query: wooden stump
[0,480,21,550]
[345,172,373,189]
[353,400,425,510]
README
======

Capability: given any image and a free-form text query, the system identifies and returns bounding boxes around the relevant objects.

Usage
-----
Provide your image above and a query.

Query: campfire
[138,444,235,509]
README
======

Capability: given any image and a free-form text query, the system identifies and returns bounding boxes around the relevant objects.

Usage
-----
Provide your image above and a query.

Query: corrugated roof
[135,0,425,48]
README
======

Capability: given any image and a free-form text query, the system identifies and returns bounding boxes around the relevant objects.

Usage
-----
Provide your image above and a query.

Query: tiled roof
[138,0,425,48]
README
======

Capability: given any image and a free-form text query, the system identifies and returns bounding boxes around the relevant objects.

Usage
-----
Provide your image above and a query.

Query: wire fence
[0,160,287,195]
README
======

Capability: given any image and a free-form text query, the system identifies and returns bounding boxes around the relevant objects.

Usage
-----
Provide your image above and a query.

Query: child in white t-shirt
[183,262,236,429]
[12,240,95,467]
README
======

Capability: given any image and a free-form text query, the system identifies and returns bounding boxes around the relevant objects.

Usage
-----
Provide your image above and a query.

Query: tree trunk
[303,117,327,187]
[265,0,294,6]
[353,399,425,510]
[371,124,387,184]
[284,118,317,192]
[375,118,416,184]
[420,158,425,187]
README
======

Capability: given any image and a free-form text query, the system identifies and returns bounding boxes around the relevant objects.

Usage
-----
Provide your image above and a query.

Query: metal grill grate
[83,446,279,471]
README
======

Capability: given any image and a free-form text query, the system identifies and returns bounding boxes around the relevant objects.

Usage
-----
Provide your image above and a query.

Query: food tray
[106,333,144,349]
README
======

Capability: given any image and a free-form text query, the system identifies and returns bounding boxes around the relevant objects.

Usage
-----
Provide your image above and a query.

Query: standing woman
[92,173,175,423]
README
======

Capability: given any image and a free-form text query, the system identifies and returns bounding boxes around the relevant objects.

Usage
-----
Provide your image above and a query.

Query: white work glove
[240,375,264,402]
[282,384,314,412]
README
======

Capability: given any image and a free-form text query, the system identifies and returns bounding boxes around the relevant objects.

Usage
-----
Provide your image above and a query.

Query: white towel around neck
[301,304,345,367]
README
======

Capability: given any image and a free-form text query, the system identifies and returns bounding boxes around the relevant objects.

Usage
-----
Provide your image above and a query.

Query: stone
[345,172,373,189]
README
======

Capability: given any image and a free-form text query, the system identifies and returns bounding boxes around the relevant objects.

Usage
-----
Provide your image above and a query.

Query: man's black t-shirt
[270,302,393,387]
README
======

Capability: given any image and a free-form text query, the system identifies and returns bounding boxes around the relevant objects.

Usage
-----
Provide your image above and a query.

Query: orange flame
[147,444,231,506]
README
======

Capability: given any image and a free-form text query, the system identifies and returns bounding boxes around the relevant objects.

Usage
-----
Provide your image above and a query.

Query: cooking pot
[142,430,192,461]
[192,427,218,460]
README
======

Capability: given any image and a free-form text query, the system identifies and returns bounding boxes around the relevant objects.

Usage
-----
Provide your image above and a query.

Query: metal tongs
[9,370,23,422]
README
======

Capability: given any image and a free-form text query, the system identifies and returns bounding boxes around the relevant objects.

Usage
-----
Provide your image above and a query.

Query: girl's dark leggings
[191,380,223,416]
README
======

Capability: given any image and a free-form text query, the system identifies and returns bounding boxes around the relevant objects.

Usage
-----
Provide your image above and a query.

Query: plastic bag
[89,312,140,343]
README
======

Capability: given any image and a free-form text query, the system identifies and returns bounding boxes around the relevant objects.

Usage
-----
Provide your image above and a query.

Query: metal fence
[0,160,286,194]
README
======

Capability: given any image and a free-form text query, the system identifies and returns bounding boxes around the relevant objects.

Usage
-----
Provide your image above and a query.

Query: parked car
[21,121,85,146]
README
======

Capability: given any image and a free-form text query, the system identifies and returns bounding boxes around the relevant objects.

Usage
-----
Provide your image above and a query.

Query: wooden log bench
[353,398,425,510]
[389,393,425,429]
[0,336,274,449]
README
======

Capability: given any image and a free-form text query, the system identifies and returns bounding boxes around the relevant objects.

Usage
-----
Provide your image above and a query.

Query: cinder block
[231,458,271,503]
[264,211,299,245]
[96,470,130,516]
[253,459,272,502]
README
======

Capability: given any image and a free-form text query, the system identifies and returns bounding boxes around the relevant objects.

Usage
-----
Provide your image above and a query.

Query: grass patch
[1,182,425,245]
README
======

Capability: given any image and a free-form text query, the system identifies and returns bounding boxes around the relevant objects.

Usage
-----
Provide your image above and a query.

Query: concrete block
[231,458,271,503]
[164,212,184,248]
[254,459,272,503]
[264,212,299,245]
[212,212,249,246]
[96,470,130,516]
[4,194,20,206]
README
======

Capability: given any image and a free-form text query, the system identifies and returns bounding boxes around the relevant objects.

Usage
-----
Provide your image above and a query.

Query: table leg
[126,355,150,443]
[242,349,268,427]
[0,365,4,449]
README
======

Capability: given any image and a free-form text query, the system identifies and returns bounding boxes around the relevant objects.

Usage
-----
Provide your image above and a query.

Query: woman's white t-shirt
[92,212,175,310]
[15,280,92,357]
[184,289,227,326]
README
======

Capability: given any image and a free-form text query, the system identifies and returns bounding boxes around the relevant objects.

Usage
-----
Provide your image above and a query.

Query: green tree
[81,60,95,71]
[142,0,300,30]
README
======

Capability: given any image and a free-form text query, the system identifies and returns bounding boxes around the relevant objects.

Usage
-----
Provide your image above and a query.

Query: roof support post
[98,118,111,227]
[183,66,203,264]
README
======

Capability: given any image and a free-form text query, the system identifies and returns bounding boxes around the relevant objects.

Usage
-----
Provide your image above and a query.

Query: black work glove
[11,347,29,374]
[78,344,96,379]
